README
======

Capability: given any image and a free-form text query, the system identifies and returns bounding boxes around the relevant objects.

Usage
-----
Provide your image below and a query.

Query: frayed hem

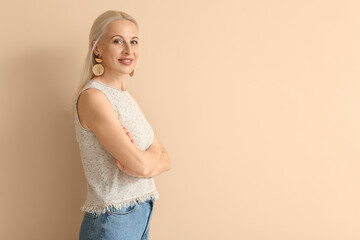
[81,191,160,215]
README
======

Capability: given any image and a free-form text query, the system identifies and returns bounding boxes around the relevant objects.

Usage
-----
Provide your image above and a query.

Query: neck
[95,71,128,91]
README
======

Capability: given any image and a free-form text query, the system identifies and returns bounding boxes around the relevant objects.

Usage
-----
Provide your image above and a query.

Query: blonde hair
[70,10,138,109]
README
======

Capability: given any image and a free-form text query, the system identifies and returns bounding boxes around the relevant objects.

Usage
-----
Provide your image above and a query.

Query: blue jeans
[79,199,155,240]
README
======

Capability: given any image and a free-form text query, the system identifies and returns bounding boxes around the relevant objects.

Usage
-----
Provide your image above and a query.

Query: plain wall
[1,0,360,239]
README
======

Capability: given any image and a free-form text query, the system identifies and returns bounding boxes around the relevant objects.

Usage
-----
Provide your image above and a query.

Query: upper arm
[77,88,146,173]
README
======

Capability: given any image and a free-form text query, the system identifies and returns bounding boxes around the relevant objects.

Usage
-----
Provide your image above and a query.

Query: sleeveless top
[74,80,159,215]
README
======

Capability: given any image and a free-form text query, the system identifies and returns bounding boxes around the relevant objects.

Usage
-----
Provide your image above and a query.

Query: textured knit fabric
[74,80,159,215]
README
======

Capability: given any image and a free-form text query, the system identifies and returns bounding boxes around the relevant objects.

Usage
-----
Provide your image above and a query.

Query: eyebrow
[111,35,139,39]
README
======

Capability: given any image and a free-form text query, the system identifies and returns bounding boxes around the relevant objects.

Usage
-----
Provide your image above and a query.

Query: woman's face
[94,19,139,76]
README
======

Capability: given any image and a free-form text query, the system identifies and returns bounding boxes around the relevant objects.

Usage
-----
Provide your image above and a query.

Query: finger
[124,131,134,143]
[115,159,124,170]
[122,128,134,143]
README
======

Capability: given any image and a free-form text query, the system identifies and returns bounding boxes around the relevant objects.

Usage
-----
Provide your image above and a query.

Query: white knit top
[74,80,159,215]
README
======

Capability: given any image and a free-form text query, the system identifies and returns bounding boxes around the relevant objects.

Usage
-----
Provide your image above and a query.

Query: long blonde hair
[70,10,138,109]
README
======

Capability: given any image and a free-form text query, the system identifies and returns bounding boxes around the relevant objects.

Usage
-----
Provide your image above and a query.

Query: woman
[73,10,171,240]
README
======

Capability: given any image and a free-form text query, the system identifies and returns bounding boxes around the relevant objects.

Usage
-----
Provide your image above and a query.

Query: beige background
[1,0,360,239]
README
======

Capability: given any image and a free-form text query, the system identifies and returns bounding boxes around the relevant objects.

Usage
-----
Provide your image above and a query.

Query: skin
[77,19,171,177]
[118,92,171,178]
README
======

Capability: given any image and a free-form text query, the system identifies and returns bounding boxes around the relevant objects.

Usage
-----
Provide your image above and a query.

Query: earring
[129,69,134,77]
[92,54,104,76]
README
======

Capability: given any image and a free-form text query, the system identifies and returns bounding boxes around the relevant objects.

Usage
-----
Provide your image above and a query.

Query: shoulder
[78,88,108,107]
[77,88,115,118]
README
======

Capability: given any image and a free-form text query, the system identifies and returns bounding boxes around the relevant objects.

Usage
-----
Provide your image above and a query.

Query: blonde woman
[73,10,171,240]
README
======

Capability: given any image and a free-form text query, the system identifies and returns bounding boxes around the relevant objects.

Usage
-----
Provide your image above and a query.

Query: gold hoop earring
[92,55,104,76]
[129,69,134,77]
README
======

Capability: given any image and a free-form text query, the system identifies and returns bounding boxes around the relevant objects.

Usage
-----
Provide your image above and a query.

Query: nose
[122,42,131,54]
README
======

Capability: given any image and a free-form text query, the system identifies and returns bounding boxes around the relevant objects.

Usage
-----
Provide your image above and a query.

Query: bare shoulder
[78,88,108,107]
[77,88,116,130]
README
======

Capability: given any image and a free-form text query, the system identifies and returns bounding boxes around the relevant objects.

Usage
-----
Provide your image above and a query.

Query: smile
[118,58,133,65]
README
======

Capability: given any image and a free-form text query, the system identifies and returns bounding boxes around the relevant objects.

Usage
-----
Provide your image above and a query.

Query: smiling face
[94,19,139,76]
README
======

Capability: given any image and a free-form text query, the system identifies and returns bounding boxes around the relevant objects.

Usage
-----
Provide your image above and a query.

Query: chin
[114,67,131,74]
[118,70,132,75]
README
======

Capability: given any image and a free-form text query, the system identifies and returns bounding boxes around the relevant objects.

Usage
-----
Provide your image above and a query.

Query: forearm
[115,145,162,178]
[116,132,169,178]
[116,149,170,178]
[146,151,171,178]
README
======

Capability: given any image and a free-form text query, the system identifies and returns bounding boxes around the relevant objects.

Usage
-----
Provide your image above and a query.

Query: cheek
[134,52,140,61]
[105,45,120,55]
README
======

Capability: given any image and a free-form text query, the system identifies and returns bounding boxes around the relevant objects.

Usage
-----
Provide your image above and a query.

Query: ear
[93,41,101,56]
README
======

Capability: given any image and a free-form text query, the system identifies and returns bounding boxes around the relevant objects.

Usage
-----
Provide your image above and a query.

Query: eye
[131,40,138,45]
[114,39,123,44]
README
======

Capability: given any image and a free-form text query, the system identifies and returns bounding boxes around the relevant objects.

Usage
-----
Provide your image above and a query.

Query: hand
[123,127,135,144]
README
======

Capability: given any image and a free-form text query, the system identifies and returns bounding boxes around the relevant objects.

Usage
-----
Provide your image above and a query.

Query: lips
[118,58,133,65]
